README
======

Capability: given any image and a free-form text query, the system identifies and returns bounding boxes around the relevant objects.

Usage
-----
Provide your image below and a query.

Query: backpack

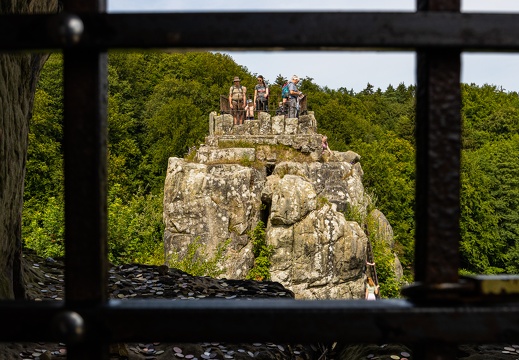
[230,85,243,100]
[281,82,290,99]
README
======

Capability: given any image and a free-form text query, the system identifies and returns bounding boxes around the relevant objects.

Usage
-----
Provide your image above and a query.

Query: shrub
[344,194,405,298]
[23,197,65,259]
[246,221,274,281]
[107,185,165,265]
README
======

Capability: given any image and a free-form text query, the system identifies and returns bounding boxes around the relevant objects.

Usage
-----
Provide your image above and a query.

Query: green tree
[107,185,165,265]
[351,134,415,272]
[143,96,206,190]
[25,88,63,200]
[23,197,65,258]
[462,83,519,150]
[460,135,519,274]
[460,150,502,273]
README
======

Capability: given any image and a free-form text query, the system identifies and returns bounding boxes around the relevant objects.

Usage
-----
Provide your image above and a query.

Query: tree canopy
[24,51,519,282]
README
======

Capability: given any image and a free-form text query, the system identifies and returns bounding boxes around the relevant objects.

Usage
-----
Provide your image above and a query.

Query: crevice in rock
[260,200,271,226]
[265,163,275,176]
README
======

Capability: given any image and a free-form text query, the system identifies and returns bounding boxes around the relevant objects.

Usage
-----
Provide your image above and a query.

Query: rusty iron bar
[414,0,461,359]
[62,0,109,358]
[1,299,519,344]
[3,12,519,50]
[414,0,462,299]
[415,49,462,291]
[63,48,109,305]
[62,52,110,358]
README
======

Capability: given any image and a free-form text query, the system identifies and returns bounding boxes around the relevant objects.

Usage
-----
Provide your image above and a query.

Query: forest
[23,51,519,293]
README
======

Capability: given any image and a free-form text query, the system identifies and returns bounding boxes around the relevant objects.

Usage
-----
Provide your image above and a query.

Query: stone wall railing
[209,111,317,137]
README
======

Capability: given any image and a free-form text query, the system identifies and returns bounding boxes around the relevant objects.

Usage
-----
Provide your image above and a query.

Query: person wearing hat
[229,76,247,125]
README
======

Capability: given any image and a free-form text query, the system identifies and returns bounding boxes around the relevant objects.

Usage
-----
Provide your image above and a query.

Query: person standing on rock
[365,277,379,300]
[254,75,269,113]
[229,76,246,125]
[287,75,302,118]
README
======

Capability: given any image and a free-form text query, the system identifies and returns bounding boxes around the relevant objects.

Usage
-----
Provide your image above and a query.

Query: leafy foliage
[370,237,403,299]
[344,195,404,298]
[246,221,274,281]
[350,134,415,271]
[107,185,165,265]
[460,135,519,274]
[24,51,519,282]
[23,197,65,259]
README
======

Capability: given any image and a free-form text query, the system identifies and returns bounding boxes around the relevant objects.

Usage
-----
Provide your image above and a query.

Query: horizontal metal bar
[1,299,519,344]
[2,12,519,51]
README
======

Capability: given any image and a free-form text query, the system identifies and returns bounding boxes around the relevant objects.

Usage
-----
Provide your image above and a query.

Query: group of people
[229,75,269,125]
[228,75,304,125]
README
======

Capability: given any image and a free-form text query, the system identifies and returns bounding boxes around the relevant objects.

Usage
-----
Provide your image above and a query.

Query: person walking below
[254,75,269,113]
[229,76,246,125]
[287,75,302,118]
[365,277,379,301]
[321,135,333,162]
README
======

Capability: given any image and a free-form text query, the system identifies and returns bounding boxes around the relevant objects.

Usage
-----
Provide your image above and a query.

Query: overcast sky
[108,1,519,93]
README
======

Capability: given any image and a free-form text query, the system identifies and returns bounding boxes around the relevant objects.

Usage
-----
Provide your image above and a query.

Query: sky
[108,0,519,93]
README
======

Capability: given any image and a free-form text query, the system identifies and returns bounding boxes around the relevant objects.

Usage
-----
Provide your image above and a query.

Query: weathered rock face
[263,174,368,299]
[272,161,365,213]
[0,0,58,300]
[163,158,265,279]
[163,111,400,299]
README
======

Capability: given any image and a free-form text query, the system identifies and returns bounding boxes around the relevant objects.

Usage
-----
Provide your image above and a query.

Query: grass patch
[317,196,331,209]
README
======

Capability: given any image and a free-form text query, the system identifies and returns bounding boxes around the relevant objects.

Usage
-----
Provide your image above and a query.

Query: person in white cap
[287,75,302,118]
[245,99,255,120]
[229,76,247,125]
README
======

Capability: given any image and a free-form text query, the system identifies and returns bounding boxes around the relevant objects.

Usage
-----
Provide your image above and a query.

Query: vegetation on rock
[246,221,274,281]
[167,237,230,277]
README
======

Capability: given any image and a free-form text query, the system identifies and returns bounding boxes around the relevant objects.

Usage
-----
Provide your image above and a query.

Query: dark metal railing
[2,1,519,359]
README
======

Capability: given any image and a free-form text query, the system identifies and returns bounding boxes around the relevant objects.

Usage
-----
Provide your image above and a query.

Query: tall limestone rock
[163,111,401,299]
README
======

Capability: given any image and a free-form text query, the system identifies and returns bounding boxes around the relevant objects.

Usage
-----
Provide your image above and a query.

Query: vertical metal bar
[415,0,461,359]
[63,0,108,359]
[415,49,461,286]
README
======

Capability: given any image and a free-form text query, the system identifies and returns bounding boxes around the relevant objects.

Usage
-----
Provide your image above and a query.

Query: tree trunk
[0,0,58,299]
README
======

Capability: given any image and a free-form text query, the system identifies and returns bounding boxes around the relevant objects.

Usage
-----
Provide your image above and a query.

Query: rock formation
[163,111,401,299]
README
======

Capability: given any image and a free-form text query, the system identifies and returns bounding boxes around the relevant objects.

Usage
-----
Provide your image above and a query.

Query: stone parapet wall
[209,111,317,137]
[205,133,322,153]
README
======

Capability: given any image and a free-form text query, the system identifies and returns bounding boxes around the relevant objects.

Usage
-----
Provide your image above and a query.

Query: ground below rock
[2,251,516,360]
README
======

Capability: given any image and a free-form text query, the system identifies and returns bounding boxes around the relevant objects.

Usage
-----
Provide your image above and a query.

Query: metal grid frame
[2,0,519,359]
